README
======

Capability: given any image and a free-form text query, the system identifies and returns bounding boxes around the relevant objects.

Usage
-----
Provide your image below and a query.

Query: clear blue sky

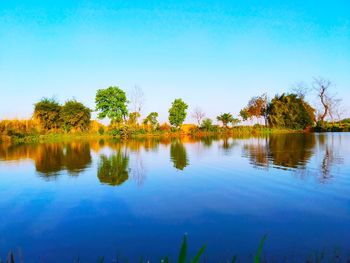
[1,0,349,123]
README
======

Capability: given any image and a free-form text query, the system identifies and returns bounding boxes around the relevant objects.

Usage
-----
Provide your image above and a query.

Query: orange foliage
[0,119,41,136]
[159,123,171,132]
[180,124,197,134]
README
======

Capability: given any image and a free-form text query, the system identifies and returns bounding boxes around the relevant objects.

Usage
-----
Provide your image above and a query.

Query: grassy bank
[1,126,303,145]
[4,118,350,145]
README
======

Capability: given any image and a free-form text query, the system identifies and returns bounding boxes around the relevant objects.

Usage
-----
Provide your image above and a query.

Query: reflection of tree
[200,136,214,147]
[243,138,269,169]
[106,137,159,153]
[130,154,146,186]
[35,144,65,177]
[170,140,189,171]
[143,138,160,152]
[0,142,92,179]
[268,134,316,169]
[318,134,343,183]
[97,151,129,186]
[219,137,237,154]
[35,143,92,178]
[64,143,92,175]
[243,134,316,170]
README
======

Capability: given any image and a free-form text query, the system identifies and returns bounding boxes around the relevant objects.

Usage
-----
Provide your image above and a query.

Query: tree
[231,118,241,127]
[291,81,310,100]
[245,94,268,125]
[200,118,213,131]
[61,100,91,132]
[168,99,188,128]
[128,111,141,126]
[217,113,234,128]
[267,93,315,129]
[129,85,145,114]
[34,97,62,130]
[191,107,206,126]
[313,78,340,124]
[143,112,159,130]
[239,108,250,121]
[95,86,129,123]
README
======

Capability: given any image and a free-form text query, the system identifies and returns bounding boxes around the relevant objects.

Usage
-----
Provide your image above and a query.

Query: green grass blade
[98,256,104,263]
[254,234,268,263]
[178,235,188,263]
[231,255,237,263]
[161,257,170,263]
[190,245,206,263]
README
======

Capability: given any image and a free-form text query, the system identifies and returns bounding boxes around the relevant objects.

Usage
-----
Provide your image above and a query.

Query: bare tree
[191,107,206,126]
[313,78,340,123]
[335,105,346,122]
[129,85,145,114]
[291,81,310,99]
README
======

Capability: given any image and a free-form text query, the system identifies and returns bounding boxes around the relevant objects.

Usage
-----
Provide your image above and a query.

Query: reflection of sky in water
[0,134,350,262]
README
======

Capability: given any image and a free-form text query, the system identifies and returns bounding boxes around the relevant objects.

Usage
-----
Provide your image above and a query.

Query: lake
[0,133,349,262]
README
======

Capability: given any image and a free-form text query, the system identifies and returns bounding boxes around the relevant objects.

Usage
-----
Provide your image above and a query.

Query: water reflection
[242,134,316,170]
[97,151,129,186]
[35,144,66,177]
[243,137,269,169]
[0,142,92,178]
[0,134,349,262]
[219,137,238,154]
[0,134,347,183]
[170,140,189,171]
[241,133,346,183]
[317,134,344,183]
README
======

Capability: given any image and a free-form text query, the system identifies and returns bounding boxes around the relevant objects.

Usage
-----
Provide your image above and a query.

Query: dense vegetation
[1,78,349,142]
[267,94,315,129]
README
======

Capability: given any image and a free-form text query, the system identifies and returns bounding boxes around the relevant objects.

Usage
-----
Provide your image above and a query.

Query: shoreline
[1,127,306,144]
[2,127,349,145]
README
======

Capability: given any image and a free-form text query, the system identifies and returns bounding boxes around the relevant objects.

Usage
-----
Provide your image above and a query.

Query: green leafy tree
[200,118,213,131]
[34,97,62,130]
[168,99,188,128]
[231,118,241,127]
[61,100,91,131]
[267,93,315,129]
[239,108,251,121]
[143,112,159,130]
[95,86,129,123]
[217,113,234,128]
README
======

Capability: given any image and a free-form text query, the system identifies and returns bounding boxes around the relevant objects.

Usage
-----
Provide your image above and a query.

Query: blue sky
[1,0,349,123]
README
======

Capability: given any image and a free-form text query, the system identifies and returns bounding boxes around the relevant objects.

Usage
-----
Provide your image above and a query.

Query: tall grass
[2,235,350,262]
[0,235,266,263]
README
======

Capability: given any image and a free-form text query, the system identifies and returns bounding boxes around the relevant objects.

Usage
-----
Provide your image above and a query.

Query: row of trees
[94,86,189,130]
[236,78,343,129]
[32,77,344,133]
[34,98,91,131]
[238,93,315,129]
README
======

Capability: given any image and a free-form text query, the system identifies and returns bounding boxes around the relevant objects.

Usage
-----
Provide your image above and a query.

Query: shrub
[98,126,105,135]
[61,100,91,132]
[159,123,171,132]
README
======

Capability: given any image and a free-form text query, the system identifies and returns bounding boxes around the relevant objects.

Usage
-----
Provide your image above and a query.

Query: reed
[2,235,350,262]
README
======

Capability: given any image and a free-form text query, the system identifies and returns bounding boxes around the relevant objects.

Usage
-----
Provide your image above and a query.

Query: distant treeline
[0,77,349,141]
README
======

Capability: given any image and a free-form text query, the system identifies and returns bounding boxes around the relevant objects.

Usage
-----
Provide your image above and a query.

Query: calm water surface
[0,133,349,262]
